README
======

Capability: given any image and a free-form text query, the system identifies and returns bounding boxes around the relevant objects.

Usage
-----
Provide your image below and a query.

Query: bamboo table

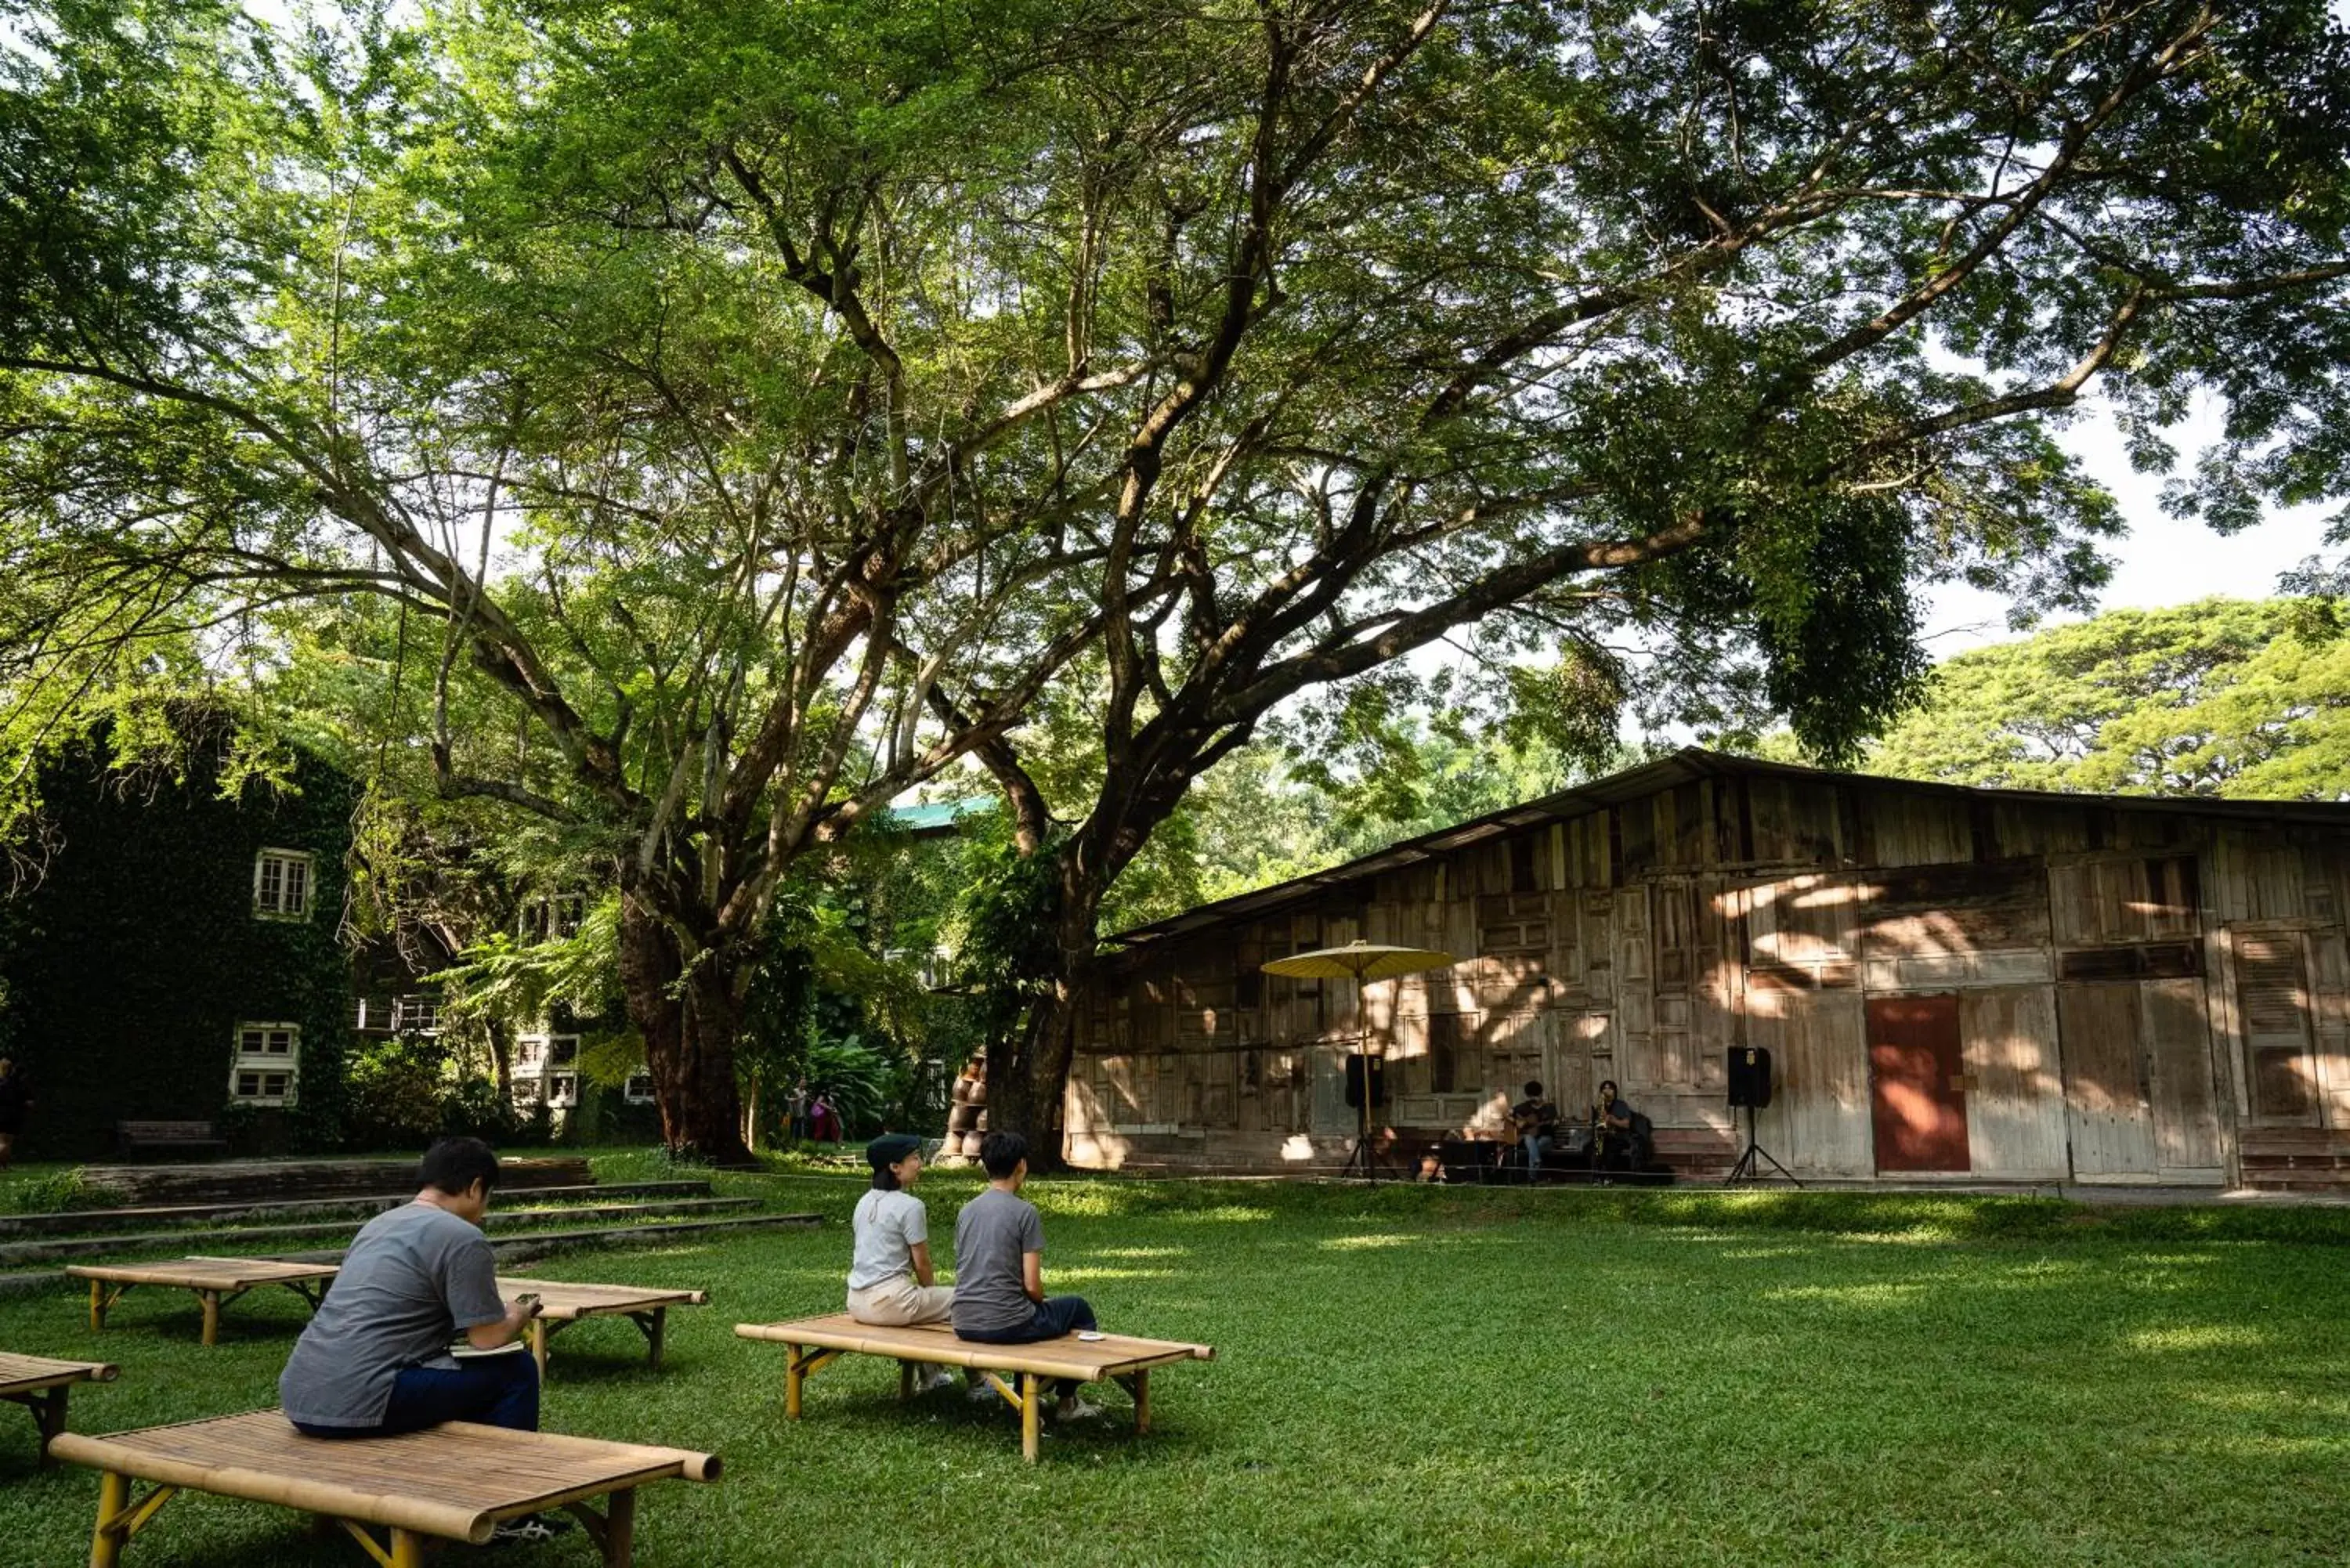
[499,1277,710,1376]
[0,1352,118,1463]
[64,1257,338,1346]
[51,1410,721,1567]
[736,1313,1215,1462]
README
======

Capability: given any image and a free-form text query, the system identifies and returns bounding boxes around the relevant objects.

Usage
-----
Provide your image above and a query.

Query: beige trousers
[846,1275,956,1324]
[848,1276,958,1382]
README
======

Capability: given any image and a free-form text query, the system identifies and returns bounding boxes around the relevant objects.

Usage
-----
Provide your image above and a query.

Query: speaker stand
[1725,1103,1800,1187]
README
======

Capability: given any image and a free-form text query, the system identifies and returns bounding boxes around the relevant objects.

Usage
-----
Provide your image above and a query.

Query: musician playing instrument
[1510,1081,1560,1184]
[1595,1079,1644,1172]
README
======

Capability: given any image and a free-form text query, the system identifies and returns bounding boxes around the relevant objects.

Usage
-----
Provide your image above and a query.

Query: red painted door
[1867,995,1971,1172]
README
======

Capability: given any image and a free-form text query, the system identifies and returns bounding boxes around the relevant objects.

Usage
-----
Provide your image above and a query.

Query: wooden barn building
[1063,750,2350,1190]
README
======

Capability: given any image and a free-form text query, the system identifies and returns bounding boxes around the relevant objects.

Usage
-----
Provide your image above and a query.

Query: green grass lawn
[0,1170,2345,1566]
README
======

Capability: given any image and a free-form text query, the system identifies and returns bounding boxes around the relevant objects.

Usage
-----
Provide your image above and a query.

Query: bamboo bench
[501,1277,709,1376]
[65,1256,338,1346]
[735,1313,1215,1462]
[0,1352,117,1462]
[50,1410,720,1566]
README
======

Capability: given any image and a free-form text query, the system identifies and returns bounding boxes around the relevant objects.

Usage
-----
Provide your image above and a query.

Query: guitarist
[1510,1081,1560,1184]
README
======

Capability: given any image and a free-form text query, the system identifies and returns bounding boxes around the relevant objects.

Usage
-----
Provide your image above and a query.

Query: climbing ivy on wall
[0,719,356,1158]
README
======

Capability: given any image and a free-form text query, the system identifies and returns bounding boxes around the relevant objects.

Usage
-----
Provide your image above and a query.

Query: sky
[1919,396,2337,658]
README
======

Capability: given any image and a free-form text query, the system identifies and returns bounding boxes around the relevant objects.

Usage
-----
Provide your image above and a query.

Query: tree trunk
[993,869,1105,1172]
[618,893,754,1164]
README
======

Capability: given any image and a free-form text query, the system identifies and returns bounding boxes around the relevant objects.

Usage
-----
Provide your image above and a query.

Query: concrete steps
[0,1180,716,1237]
[78,1156,595,1206]
[0,1196,763,1268]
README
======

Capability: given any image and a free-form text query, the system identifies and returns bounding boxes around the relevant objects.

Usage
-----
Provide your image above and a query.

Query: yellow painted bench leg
[90,1470,128,1568]
[89,1280,105,1333]
[785,1342,802,1419]
[1021,1373,1041,1464]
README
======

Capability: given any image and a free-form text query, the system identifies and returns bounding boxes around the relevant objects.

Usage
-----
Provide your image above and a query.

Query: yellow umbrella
[1261,940,1456,1180]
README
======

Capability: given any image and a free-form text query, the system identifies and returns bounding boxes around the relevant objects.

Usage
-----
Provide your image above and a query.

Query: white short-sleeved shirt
[848,1188,929,1291]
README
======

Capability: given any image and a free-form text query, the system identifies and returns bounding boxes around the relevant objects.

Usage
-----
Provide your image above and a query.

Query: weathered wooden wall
[1064,764,2350,1189]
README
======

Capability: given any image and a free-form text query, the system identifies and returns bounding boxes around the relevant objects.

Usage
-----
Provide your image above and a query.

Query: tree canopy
[5,0,2350,1154]
[1862,597,2350,798]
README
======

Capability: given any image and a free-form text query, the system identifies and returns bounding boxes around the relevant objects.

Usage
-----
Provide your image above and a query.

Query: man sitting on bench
[952,1131,1101,1424]
[278,1138,560,1539]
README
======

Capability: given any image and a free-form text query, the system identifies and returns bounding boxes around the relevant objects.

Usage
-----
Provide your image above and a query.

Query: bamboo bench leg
[531,1316,551,1378]
[603,1488,636,1567]
[89,1280,105,1333]
[35,1384,68,1462]
[389,1526,427,1568]
[898,1360,916,1402]
[89,1470,127,1568]
[785,1342,802,1419]
[198,1292,220,1348]
[1124,1369,1151,1434]
[1021,1373,1041,1464]
[646,1306,666,1371]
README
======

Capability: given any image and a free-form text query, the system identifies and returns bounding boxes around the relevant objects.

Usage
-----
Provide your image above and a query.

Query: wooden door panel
[2236,933,2320,1125]
[1961,987,2069,1177]
[2145,977,2222,1172]
[1867,995,1970,1172]
[2058,981,2159,1176]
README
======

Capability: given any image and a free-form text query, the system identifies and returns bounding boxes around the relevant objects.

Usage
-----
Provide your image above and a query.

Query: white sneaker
[1053,1397,1103,1422]
[919,1368,956,1394]
[967,1381,1000,1404]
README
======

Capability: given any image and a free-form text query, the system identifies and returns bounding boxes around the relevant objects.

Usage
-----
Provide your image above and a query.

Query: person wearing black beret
[845,1133,959,1393]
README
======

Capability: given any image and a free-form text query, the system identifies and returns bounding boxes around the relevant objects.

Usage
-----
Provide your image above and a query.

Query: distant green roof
[886,796,997,835]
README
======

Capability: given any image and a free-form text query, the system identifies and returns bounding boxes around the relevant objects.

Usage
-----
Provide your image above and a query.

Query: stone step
[0,1210,824,1296]
[0,1197,761,1267]
[274,1210,825,1266]
[0,1180,715,1238]
[77,1156,595,1207]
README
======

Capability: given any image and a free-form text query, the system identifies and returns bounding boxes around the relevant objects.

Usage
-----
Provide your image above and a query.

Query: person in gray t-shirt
[280,1138,543,1439]
[951,1130,1101,1420]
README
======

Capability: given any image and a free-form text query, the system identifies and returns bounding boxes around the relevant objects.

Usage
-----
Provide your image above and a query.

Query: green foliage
[0,717,356,1157]
[1862,597,2350,797]
[339,1031,532,1151]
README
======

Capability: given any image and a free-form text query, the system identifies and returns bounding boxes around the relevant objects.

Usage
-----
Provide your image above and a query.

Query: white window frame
[515,1036,548,1074]
[252,848,314,921]
[623,1072,656,1104]
[228,1022,300,1106]
[547,1071,579,1108]
[392,994,443,1035]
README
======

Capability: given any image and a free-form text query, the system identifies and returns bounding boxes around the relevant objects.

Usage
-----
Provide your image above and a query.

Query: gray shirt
[279,1201,507,1428]
[951,1185,1045,1335]
[848,1188,930,1292]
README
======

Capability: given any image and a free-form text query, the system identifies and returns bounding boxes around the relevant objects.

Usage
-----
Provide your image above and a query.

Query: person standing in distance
[951,1131,1101,1422]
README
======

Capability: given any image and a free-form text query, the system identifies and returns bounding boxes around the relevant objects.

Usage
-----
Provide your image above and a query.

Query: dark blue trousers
[293,1349,539,1438]
[958,1296,1098,1396]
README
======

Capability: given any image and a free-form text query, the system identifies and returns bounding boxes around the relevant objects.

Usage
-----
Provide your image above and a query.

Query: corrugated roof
[882,796,996,835]
[1106,746,2348,948]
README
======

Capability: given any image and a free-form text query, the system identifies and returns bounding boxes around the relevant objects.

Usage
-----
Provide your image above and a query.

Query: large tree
[5,1,2350,1158]
[1861,597,2350,797]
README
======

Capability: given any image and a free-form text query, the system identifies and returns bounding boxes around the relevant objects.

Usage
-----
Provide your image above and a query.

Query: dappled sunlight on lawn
[1318,1232,1428,1252]
[2120,1322,2269,1353]
[1763,1281,1931,1309]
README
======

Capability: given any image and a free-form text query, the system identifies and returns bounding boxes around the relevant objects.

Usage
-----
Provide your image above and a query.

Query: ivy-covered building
[0,726,358,1158]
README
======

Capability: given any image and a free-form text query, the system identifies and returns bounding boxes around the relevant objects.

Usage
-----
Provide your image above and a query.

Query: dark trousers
[293,1350,540,1439]
[958,1296,1097,1396]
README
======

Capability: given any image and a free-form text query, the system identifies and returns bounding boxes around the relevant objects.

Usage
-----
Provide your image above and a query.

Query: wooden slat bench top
[736,1313,1215,1379]
[49,1410,720,1548]
[501,1277,710,1320]
[0,1353,118,1394]
[65,1257,339,1291]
